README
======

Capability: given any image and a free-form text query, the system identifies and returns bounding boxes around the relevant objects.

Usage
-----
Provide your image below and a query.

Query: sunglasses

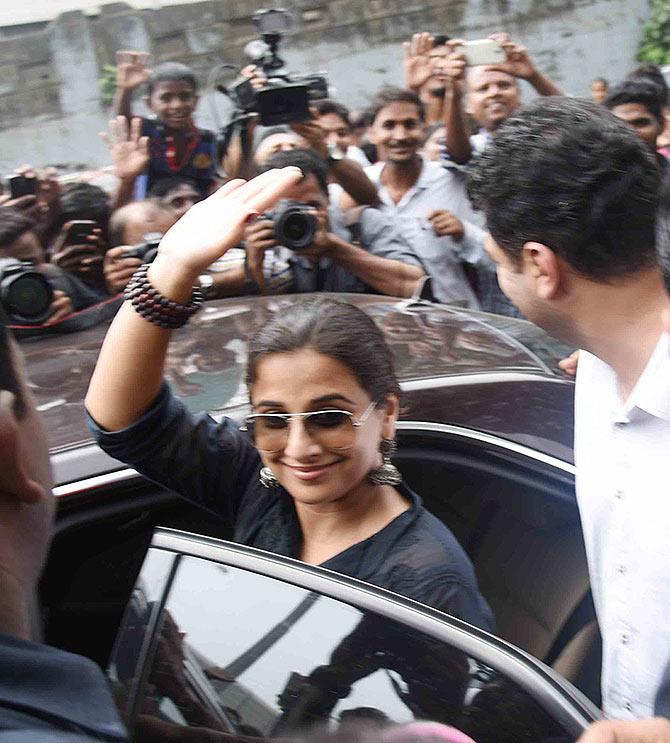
[240,402,377,454]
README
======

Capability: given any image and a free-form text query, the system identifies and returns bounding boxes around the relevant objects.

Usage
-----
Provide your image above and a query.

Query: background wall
[0,0,651,172]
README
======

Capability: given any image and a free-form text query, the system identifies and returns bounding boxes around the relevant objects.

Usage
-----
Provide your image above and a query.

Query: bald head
[466,66,521,132]
[109,200,177,247]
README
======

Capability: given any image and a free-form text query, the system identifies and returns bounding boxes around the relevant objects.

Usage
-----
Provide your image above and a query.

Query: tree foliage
[638,0,670,66]
[99,65,117,108]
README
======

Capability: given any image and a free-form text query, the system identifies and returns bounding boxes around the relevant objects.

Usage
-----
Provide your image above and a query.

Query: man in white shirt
[347,86,490,308]
[469,96,670,720]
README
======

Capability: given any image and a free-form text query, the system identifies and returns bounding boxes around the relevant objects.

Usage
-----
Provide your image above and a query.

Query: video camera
[226,9,328,126]
[264,200,317,251]
[0,257,54,325]
[124,232,163,264]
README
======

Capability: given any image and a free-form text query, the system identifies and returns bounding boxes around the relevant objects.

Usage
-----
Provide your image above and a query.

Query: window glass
[134,555,571,743]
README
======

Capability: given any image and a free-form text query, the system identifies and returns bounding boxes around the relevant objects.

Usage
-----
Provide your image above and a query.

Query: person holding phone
[442,32,562,166]
[85,168,494,631]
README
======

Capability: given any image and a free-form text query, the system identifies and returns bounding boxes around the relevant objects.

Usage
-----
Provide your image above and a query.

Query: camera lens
[274,204,316,251]
[5,274,52,323]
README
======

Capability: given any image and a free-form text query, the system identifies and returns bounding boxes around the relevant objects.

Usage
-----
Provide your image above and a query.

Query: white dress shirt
[574,332,670,719]
[361,159,489,308]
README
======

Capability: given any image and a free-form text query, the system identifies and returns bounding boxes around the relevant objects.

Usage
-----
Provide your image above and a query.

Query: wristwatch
[197,273,216,300]
[326,142,346,164]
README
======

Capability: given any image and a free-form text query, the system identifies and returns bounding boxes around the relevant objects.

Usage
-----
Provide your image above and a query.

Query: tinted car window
[131,555,571,743]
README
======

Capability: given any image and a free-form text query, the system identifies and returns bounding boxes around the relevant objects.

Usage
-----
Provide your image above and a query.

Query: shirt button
[625,702,633,712]
[615,489,624,499]
[621,633,629,645]
[617,565,626,575]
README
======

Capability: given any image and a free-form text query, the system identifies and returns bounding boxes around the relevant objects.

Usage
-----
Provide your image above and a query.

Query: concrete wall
[0,0,651,172]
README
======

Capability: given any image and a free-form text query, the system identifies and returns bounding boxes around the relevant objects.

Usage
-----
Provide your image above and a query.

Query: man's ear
[0,402,44,505]
[521,241,562,300]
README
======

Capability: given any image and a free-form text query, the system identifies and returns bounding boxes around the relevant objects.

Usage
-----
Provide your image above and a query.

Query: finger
[130,116,143,143]
[117,114,129,143]
[8,195,37,209]
[242,168,304,211]
[427,210,444,220]
[447,38,466,50]
[210,178,247,200]
[139,135,150,156]
[402,41,410,61]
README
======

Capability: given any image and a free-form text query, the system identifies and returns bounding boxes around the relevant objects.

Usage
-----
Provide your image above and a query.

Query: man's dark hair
[148,176,198,199]
[369,87,425,124]
[0,311,26,419]
[350,108,374,129]
[469,96,661,281]
[604,78,665,125]
[147,62,198,95]
[0,207,36,249]
[57,183,111,234]
[312,99,351,128]
[260,148,329,197]
[658,180,670,296]
[592,77,609,86]
[432,34,450,47]
[628,62,669,104]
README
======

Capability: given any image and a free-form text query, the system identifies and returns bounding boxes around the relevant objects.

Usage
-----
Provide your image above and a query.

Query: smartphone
[459,39,506,67]
[7,175,37,199]
[67,220,97,242]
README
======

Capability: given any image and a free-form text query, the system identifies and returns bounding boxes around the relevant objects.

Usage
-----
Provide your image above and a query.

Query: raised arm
[101,116,150,211]
[112,50,151,120]
[85,168,303,432]
[488,34,563,96]
[443,41,472,165]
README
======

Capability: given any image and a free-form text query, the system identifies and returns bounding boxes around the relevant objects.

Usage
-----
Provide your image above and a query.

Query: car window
[130,554,571,743]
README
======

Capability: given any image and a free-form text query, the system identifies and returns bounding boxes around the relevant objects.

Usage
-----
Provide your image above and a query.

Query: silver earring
[259,466,279,489]
[368,438,402,486]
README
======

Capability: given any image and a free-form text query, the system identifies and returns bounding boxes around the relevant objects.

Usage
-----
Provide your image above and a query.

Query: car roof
[20,293,574,461]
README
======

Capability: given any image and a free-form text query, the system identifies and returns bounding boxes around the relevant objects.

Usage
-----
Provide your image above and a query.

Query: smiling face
[370,101,425,164]
[249,349,398,508]
[466,67,521,132]
[147,80,198,130]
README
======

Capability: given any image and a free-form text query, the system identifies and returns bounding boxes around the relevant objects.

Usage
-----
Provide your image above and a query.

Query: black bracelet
[124,263,204,329]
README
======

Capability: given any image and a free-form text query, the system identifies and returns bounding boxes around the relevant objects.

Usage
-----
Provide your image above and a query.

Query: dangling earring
[260,466,279,489]
[368,438,402,486]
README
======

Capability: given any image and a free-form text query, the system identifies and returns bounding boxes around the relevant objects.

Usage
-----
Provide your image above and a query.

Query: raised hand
[154,167,304,278]
[429,209,464,240]
[101,116,150,181]
[291,116,327,158]
[115,50,151,91]
[486,33,536,80]
[403,32,435,92]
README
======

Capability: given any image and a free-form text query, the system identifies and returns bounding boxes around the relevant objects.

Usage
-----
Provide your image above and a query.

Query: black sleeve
[86,383,262,525]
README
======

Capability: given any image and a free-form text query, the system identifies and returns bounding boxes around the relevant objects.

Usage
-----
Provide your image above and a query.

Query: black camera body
[0,258,54,325]
[265,200,317,251]
[124,232,163,264]
[227,8,328,126]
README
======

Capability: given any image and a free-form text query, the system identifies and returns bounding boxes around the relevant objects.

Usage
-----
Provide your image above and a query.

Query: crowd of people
[1,24,670,743]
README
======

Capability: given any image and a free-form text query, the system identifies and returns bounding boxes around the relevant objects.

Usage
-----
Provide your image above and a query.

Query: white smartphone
[458,39,506,67]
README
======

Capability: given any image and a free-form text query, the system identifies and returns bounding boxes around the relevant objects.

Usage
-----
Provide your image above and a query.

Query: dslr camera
[226,9,328,126]
[124,233,163,264]
[264,200,317,251]
[0,257,54,325]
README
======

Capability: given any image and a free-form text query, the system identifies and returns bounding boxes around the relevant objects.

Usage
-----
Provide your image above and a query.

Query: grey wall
[0,0,651,172]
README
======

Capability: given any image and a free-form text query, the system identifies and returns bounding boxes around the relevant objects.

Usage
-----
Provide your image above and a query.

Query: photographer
[0,208,102,328]
[209,149,424,298]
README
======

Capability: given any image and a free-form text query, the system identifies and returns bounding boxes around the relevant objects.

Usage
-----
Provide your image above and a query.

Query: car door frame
[117,527,600,740]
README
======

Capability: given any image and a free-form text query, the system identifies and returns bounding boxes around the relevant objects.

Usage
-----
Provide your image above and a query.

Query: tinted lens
[246,415,289,452]
[305,411,356,449]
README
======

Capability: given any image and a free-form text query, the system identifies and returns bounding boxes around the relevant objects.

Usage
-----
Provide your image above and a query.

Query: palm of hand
[118,62,150,89]
[405,55,432,89]
[113,141,149,179]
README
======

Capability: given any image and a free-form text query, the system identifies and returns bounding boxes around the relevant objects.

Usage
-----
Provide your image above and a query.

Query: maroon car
[27,294,599,741]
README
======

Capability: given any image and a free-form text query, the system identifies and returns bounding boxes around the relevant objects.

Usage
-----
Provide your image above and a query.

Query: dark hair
[628,62,669,104]
[591,77,609,86]
[148,176,198,199]
[260,148,329,197]
[57,183,111,234]
[370,87,425,124]
[313,98,352,127]
[350,108,374,129]
[432,34,450,47]
[0,312,26,419]
[0,207,36,249]
[147,61,198,95]
[605,78,665,125]
[468,96,661,280]
[658,180,670,296]
[246,298,401,404]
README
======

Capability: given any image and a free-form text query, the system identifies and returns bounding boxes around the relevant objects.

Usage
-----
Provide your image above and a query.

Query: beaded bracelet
[124,263,204,329]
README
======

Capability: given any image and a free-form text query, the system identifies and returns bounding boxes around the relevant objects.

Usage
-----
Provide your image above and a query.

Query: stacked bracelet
[124,263,204,329]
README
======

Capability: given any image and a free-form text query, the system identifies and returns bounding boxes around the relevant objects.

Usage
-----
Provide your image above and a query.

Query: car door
[109,528,599,743]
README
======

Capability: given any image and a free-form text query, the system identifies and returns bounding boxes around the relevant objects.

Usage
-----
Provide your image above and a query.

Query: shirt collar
[628,332,670,420]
